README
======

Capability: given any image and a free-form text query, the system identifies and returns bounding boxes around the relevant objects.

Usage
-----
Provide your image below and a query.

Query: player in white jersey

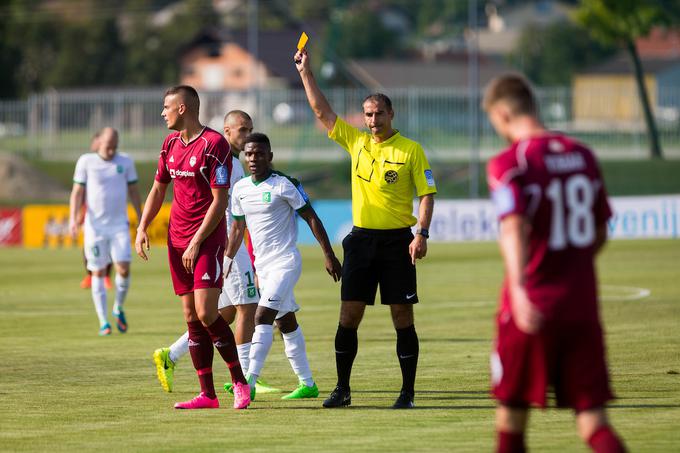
[226,132,342,400]
[68,127,142,335]
[153,111,280,395]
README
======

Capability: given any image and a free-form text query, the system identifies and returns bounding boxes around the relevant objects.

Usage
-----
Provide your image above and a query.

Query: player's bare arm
[224,218,246,279]
[182,186,228,274]
[127,182,143,225]
[299,207,342,282]
[499,214,543,334]
[135,180,167,261]
[294,49,337,131]
[409,194,434,265]
[68,183,86,238]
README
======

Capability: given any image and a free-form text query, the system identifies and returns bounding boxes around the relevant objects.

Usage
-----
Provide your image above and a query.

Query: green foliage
[330,7,401,59]
[1,241,679,451]
[574,0,670,46]
[511,20,616,86]
[46,18,127,88]
[0,0,220,97]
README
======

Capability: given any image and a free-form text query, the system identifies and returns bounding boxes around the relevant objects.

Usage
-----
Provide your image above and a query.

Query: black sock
[396,324,419,395]
[335,324,358,389]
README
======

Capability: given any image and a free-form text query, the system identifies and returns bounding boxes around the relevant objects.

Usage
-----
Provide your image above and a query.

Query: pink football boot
[174,392,219,409]
[232,382,251,409]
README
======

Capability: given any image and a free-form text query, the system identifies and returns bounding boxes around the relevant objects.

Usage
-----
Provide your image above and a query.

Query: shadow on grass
[364,337,490,343]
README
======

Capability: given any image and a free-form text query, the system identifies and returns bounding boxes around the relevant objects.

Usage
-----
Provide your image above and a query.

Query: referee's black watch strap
[417,228,429,238]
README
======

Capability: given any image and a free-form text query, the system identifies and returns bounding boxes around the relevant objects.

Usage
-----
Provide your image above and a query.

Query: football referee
[295,49,436,409]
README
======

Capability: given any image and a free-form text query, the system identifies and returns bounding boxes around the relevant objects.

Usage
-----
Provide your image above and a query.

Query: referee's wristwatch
[416,228,429,239]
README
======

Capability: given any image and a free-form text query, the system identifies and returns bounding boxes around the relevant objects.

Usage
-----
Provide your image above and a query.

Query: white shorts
[257,252,302,320]
[218,244,258,309]
[84,228,131,271]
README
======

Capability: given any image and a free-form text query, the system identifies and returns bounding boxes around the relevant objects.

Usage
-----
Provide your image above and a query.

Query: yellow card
[297,32,308,50]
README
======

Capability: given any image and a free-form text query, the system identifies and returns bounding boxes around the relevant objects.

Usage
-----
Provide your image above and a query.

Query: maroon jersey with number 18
[155,127,232,248]
[487,134,612,323]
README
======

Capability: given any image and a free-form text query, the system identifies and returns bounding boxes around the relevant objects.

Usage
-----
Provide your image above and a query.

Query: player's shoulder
[232,175,250,191]
[271,170,301,188]
[202,127,229,147]
[115,152,134,163]
[76,153,96,164]
[202,127,223,141]
[161,131,182,150]
[394,132,423,151]
[487,141,523,183]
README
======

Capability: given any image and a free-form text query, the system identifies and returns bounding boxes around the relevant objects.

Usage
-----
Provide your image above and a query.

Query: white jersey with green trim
[73,152,137,235]
[226,154,246,231]
[230,171,310,270]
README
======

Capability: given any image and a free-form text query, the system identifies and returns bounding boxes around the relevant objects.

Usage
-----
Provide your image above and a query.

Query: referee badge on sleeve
[424,169,435,187]
[216,165,228,185]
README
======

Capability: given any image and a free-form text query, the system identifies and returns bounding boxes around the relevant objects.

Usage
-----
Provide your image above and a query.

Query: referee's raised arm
[294,49,337,131]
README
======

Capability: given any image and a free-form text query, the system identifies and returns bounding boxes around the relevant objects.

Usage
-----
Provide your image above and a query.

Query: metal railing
[0,86,679,161]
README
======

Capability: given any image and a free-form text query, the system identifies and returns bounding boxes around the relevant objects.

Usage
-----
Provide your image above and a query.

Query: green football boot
[281,382,319,400]
[255,378,282,394]
[153,348,175,393]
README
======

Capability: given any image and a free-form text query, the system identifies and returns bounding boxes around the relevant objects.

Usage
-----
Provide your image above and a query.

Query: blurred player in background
[135,86,250,410]
[69,127,142,336]
[227,132,342,401]
[153,110,280,396]
[79,130,113,290]
[296,49,436,409]
[484,74,625,453]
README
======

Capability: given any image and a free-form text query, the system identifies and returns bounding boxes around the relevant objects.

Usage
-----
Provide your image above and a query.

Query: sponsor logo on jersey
[262,192,271,202]
[189,156,197,167]
[201,272,210,280]
[169,169,195,178]
[116,165,124,174]
[384,170,399,184]
[425,169,435,187]
[216,165,228,185]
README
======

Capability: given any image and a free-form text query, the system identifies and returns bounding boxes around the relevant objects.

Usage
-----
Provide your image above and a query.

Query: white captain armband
[491,184,516,217]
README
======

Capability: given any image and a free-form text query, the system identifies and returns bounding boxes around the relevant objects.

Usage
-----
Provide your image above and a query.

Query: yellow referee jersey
[329,117,437,229]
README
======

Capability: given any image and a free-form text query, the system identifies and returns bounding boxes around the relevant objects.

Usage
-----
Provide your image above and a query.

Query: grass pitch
[1,241,679,452]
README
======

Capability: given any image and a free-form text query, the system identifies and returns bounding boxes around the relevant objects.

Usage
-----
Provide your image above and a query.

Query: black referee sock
[335,324,358,389]
[396,324,419,396]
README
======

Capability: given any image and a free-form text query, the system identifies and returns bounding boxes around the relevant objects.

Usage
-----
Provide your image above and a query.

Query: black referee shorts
[340,226,418,305]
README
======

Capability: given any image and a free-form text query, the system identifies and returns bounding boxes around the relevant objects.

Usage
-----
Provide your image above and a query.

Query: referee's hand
[409,235,428,265]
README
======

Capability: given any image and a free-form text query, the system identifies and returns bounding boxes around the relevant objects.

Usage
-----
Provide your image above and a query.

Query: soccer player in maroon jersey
[484,74,626,453]
[135,85,250,410]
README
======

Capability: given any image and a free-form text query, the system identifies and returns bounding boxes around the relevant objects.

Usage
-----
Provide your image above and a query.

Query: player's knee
[275,313,298,334]
[390,306,414,329]
[576,407,608,441]
[339,302,364,328]
[254,307,277,326]
[496,404,529,432]
[219,306,236,324]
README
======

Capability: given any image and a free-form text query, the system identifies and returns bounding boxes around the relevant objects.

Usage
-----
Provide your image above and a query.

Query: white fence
[1,86,679,161]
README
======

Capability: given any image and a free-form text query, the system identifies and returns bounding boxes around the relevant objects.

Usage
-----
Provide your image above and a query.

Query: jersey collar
[372,129,400,145]
[251,170,273,186]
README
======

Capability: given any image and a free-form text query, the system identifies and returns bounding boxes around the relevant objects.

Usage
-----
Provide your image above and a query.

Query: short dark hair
[482,74,537,116]
[164,85,200,113]
[363,93,393,112]
[224,110,252,124]
[244,132,271,152]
